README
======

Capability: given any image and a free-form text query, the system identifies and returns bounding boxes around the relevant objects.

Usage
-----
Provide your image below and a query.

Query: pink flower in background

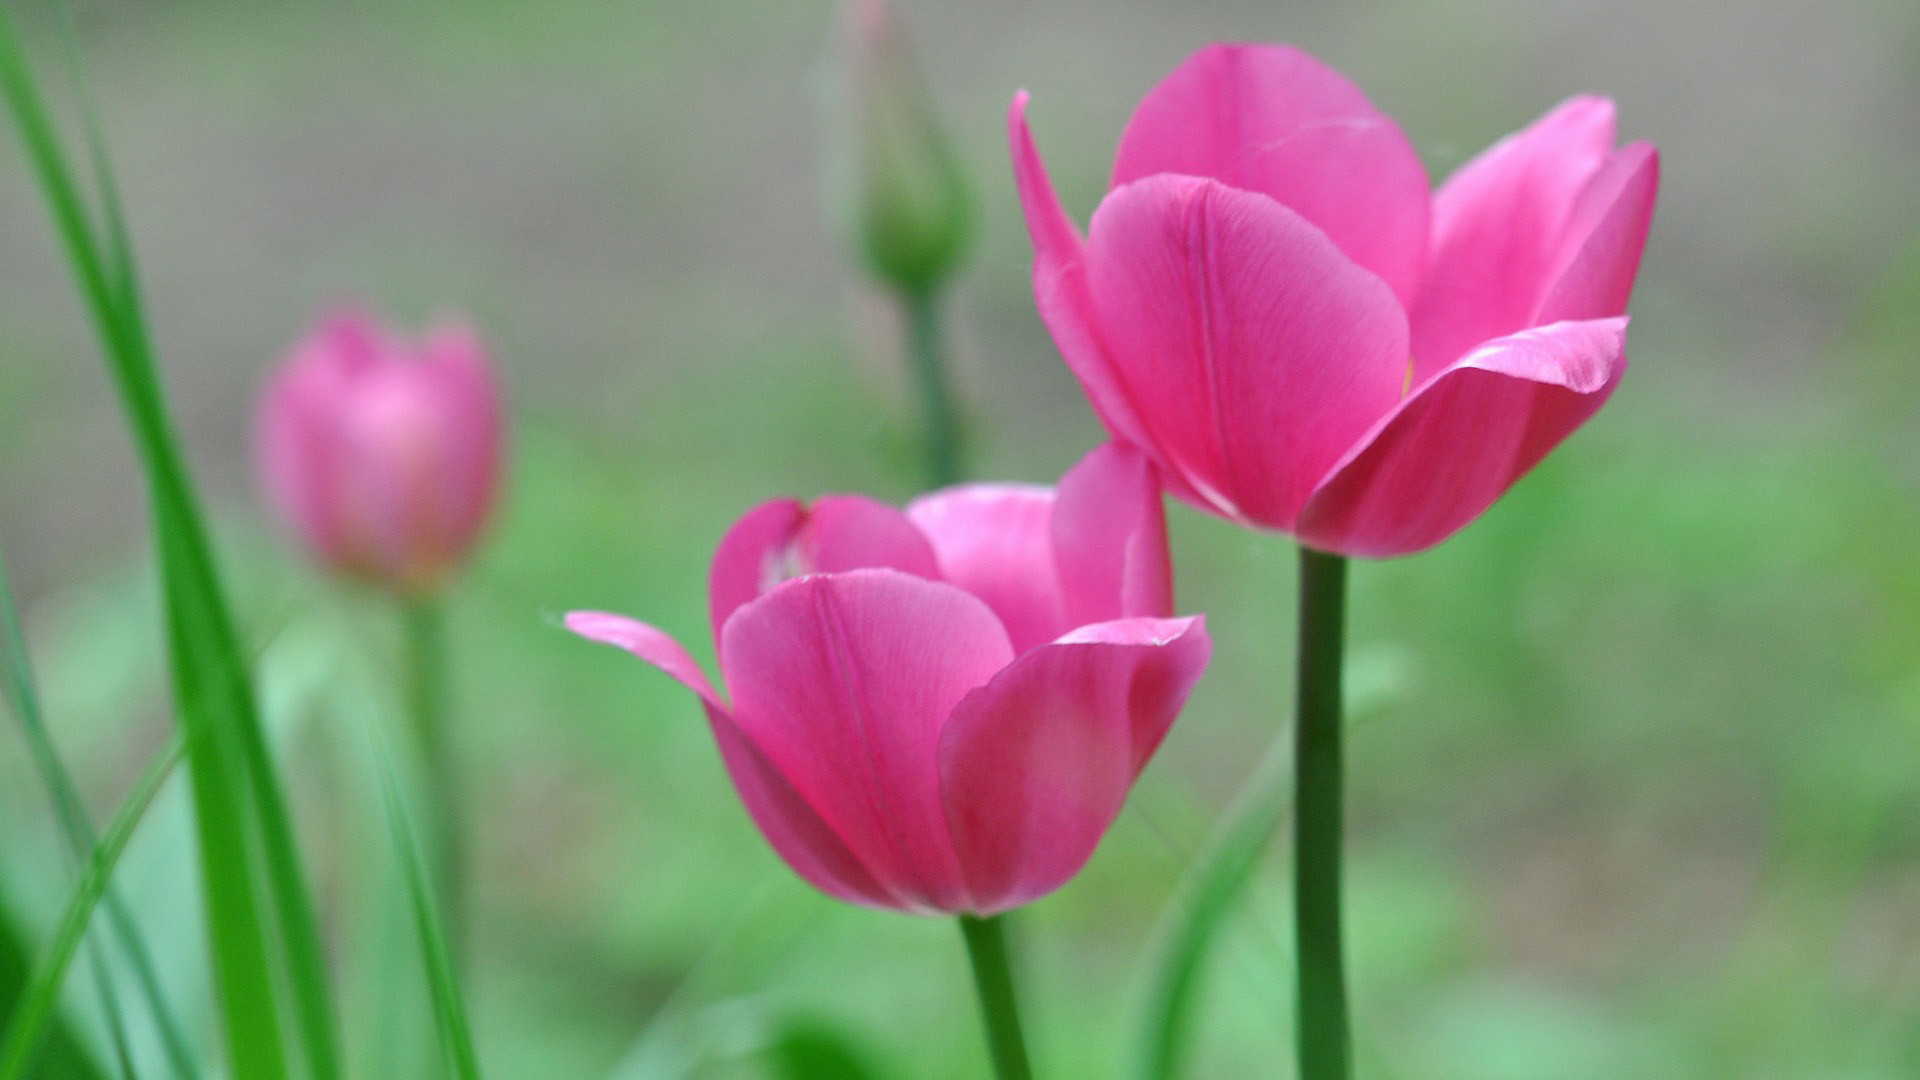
[258,307,504,595]
[567,444,1211,915]
[1011,44,1659,556]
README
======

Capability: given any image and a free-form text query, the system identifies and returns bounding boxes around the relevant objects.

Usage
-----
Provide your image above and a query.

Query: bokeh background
[2,0,1919,1076]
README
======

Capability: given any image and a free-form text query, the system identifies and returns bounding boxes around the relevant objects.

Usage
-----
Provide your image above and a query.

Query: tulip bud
[838,0,974,295]
[257,307,505,596]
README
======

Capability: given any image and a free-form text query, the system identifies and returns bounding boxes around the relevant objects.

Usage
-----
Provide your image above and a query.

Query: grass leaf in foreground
[0,732,184,1080]
[379,757,484,1080]
[0,10,339,1079]
[0,547,202,1080]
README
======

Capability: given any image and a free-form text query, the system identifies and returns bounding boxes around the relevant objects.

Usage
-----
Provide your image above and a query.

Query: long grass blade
[0,732,184,1080]
[60,14,342,1070]
[0,908,106,1080]
[378,759,484,1080]
[1130,737,1292,1080]
[0,548,201,1080]
[0,11,339,1079]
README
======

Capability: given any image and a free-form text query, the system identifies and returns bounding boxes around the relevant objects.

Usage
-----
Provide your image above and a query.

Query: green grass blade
[0,12,340,1079]
[1130,738,1292,1080]
[0,731,184,1080]
[60,13,342,1069]
[379,759,484,1080]
[0,910,107,1080]
[0,548,202,1080]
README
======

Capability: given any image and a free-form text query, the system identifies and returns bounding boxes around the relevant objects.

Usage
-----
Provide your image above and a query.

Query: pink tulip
[258,307,505,595]
[1010,44,1659,556]
[567,444,1211,914]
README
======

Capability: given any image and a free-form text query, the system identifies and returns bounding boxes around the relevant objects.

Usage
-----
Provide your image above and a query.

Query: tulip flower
[1009,45,1660,1080]
[257,307,504,596]
[568,443,1209,916]
[258,305,504,956]
[1010,44,1658,557]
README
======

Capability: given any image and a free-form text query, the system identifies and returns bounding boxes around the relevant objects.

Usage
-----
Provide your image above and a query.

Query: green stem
[1293,548,1349,1080]
[403,598,463,961]
[904,286,962,488]
[958,915,1033,1080]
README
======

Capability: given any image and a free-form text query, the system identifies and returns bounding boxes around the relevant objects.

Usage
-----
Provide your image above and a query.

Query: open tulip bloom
[568,443,1210,915]
[1011,44,1657,557]
[1010,43,1659,1080]
[569,443,1209,1076]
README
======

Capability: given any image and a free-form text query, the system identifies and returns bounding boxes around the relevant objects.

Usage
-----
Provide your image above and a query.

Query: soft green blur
[0,0,1917,1077]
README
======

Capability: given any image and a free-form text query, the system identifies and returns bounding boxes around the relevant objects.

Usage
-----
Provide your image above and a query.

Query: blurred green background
[2,0,1919,1076]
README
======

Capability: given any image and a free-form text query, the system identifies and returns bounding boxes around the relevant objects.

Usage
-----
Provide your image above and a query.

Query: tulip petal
[1051,442,1172,625]
[1110,44,1430,307]
[707,496,940,643]
[564,611,725,708]
[907,484,1067,654]
[302,306,391,376]
[939,616,1211,913]
[1083,175,1409,529]
[417,321,505,566]
[720,570,1014,912]
[338,364,478,590]
[1539,142,1659,325]
[707,714,900,908]
[258,359,353,569]
[1411,96,1618,382]
[1298,317,1629,557]
[564,611,896,908]
[1008,92,1162,459]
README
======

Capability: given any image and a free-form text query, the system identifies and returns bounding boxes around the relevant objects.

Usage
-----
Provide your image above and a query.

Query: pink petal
[707,712,900,909]
[1083,175,1409,529]
[1051,442,1172,625]
[1410,96,1618,382]
[719,570,1014,913]
[1008,92,1161,458]
[1539,142,1659,325]
[1297,317,1629,557]
[906,484,1067,654]
[257,360,352,568]
[337,364,482,591]
[564,611,725,708]
[1110,44,1430,307]
[564,612,895,908]
[416,321,505,565]
[938,616,1211,912]
[302,306,391,376]
[706,496,940,644]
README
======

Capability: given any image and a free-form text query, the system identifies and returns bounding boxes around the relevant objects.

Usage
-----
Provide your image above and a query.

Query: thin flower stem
[1293,548,1349,1080]
[403,597,463,961]
[904,286,962,488]
[958,914,1034,1080]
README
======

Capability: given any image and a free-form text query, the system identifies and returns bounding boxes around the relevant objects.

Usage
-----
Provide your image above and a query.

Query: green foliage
[380,757,485,1080]
[0,10,336,1078]
[0,911,107,1080]
[765,1018,887,1080]
[0,547,199,1080]
[0,732,183,1080]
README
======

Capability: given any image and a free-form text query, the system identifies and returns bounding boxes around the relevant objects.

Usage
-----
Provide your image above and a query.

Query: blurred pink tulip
[568,444,1211,915]
[258,307,504,595]
[1011,45,1659,556]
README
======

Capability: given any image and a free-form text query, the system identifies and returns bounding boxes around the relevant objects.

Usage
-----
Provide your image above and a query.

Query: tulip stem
[958,914,1034,1080]
[904,285,962,488]
[1294,547,1349,1080]
[402,596,463,963]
